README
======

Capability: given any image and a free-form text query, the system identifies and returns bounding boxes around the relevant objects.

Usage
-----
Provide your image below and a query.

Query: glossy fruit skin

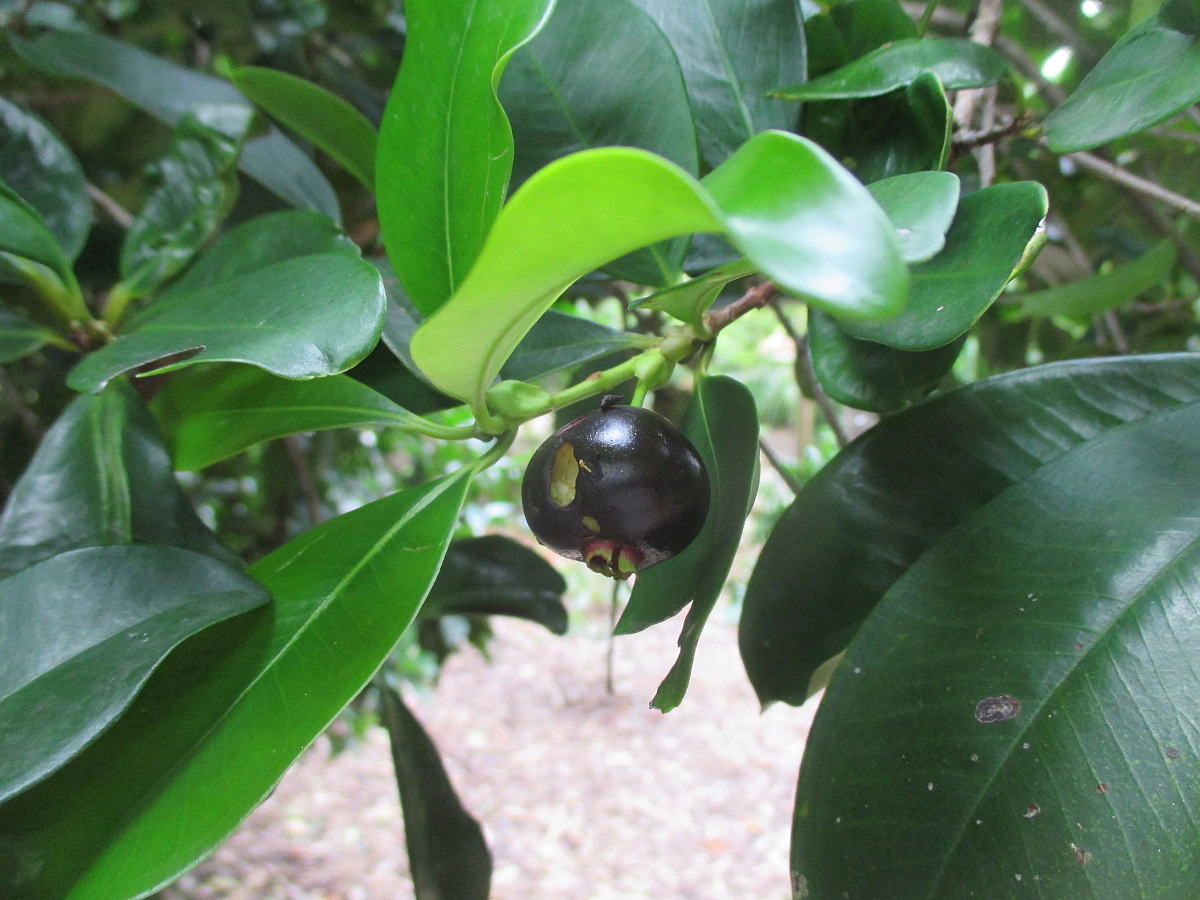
[522,401,710,579]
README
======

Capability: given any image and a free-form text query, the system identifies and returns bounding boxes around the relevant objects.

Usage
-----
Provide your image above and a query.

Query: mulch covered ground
[161,612,817,900]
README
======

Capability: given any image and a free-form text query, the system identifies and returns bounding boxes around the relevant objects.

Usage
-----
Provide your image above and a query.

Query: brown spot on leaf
[1167,747,1181,759]
[975,695,1021,724]
[1023,803,1041,819]
[1071,843,1092,866]
[1096,782,1110,794]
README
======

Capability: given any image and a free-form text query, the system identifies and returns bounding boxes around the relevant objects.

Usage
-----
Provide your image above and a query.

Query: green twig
[916,0,942,35]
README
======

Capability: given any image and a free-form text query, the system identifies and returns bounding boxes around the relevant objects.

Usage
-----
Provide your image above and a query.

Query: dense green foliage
[0,0,1198,897]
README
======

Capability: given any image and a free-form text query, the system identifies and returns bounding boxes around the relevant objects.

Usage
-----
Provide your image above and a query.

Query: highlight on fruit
[521,396,710,580]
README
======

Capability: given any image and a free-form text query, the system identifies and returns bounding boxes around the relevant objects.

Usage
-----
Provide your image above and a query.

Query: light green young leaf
[411,132,907,414]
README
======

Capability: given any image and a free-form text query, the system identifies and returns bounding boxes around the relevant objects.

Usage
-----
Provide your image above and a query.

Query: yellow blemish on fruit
[550,442,579,507]
[581,515,600,532]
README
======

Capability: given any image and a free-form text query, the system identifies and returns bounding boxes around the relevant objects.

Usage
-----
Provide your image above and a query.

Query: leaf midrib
[918,413,1200,896]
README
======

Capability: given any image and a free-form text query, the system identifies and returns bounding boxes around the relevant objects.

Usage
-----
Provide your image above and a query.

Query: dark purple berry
[521,402,710,579]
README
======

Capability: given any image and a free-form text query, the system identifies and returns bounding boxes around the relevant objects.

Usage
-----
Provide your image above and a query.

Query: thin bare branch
[283,435,324,525]
[87,183,134,229]
[758,437,804,496]
[702,279,779,335]
[769,301,850,448]
[1064,150,1200,220]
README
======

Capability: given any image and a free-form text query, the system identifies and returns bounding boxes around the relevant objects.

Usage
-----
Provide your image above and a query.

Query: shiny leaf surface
[0,96,90,261]
[167,210,361,297]
[867,171,960,263]
[843,181,1047,350]
[152,365,454,471]
[774,37,1007,100]
[619,377,759,713]
[0,471,472,899]
[739,355,1200,707]
[0,383,237,580]
[381,686,492,900]
[0,181,72,283]
[67,255,385,392]
[808,308,964,413]
[118,106,250,297]
[499,0,697,285]
[411,132,906,411]
[376,0,556,314]
[840,73,952,183]
[1044,0,1200,151]
[794,396,1200,899]
[0,545,267,805]
[630,0,806,169]
[231,66,377,189]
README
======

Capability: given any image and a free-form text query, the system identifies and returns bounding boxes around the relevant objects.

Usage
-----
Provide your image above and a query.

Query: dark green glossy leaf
[631,257,757,327]
[411,132,907,413]
[0,545,267,805]
[151,365,461,472]
[381,686,491,900]
[13,29,339,219]
[423,535,567,635]
[831,0,917,59]
[118,106,250,298]
[0,96,90,261]
[501,0,697,186]
[739,354,1200,708]
[0,305,56,362]
[867,171,960,263]
[618,376,759,713]
[808,308,964,413]
[376,0,556,315]
[843,181,1047,350]
[167,210,361,298]
[231,65,377,189]
[630,0,806,169]
[499,0,697,286]
[842,73,951,183]
[0,471,472,899]
[0,181,73,283]
[500,311,643,383]
[793,396,1200,899]
[1018,239,1177,319]
[774,37,1007,100]
[1044,0,1200,151]
[0,382,237,579]
[67,254,386,392]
